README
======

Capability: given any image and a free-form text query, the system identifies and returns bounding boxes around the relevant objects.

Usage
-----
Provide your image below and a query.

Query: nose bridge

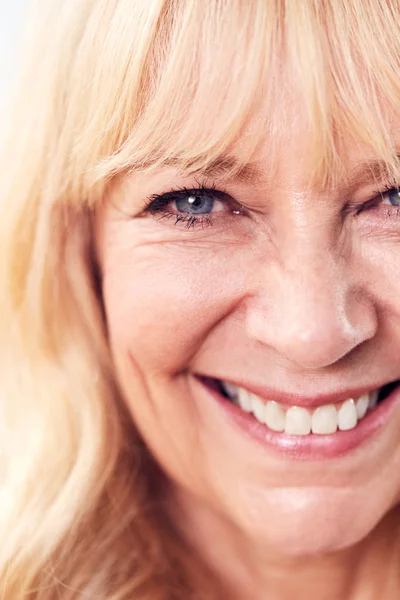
[284,219,339,302]
[246,222,377,369]
[282,242,348,344]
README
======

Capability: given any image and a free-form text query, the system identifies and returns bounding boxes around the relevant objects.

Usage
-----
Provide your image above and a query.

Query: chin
[234,486,393,557]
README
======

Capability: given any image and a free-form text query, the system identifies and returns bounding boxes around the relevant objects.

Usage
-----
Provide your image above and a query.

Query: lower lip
[196,377,400,460]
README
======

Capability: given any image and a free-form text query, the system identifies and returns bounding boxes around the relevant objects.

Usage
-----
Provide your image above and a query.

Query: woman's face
[95,95,400,556]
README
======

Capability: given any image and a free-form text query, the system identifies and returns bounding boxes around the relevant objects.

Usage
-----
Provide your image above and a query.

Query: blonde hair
[0,0,399,597]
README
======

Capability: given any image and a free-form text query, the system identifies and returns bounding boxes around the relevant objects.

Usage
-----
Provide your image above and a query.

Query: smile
[199,376,400,437]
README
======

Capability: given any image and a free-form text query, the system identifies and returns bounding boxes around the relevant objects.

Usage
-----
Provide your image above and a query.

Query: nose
[245,246,378,370]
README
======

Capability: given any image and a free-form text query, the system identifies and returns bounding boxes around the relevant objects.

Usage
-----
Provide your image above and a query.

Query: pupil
[175,194,215,214]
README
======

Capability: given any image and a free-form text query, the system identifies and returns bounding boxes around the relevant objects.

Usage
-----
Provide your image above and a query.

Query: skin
[95,93,400,598]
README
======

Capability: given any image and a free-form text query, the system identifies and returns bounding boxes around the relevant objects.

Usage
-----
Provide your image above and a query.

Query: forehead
[148,85,400,195]
[89,1,400,199]
[234,91,400,189]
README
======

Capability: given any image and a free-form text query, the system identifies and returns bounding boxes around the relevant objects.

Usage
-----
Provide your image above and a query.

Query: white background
[0,0,30,108]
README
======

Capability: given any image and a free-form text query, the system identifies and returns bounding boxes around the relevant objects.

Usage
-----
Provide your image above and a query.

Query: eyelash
[144,183,233,230]
[144,182,400,230]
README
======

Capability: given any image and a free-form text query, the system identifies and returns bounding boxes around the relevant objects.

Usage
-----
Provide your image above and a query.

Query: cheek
[369,243,400,307]
[357,240,400,343]
[102,242,245,372]
[100,235,248,489]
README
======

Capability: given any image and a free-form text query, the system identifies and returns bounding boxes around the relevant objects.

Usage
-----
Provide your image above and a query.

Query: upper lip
[197,374,398,408]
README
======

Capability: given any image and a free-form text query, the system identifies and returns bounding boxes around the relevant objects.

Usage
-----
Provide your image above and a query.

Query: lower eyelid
[161,211,215,230]
[382,196,400,207]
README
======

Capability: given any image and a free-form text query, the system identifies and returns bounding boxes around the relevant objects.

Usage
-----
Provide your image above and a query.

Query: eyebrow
[167,154,400,189]
[344,157,399,190]
[182,156,265,184]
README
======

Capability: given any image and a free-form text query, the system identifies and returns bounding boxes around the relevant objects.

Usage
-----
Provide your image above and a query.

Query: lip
[202,376,387,409]
[195,375,400,460]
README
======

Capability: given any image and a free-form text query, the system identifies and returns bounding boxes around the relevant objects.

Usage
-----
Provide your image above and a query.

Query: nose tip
[276,309,368,369]
[245,284,377,370]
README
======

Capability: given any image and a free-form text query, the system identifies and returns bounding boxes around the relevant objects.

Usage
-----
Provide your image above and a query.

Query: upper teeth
[221,382,379,436]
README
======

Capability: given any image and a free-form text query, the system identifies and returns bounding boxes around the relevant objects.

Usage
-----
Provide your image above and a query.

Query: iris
[175,193,215,214]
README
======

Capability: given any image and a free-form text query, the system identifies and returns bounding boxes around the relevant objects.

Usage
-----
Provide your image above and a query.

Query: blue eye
[386,188,400,206]
[145,185,233,229]
[175,193,215,214]
[144,184,244,230]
